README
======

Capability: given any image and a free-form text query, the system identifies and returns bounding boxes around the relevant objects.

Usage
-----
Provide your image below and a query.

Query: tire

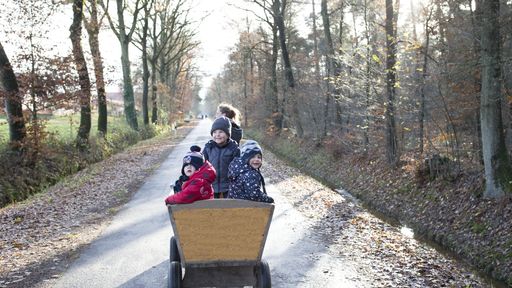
[256,261,271,288]
[170,236,180,262]
[168,261,182,288]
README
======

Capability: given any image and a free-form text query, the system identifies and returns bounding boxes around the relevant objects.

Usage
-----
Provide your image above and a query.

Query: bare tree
[134,0,153,125]
[142,0,193,124]
[479,0,512,197]
[84,0,108,136]
[385,0,399,166]
[70,0,92,149]
[100,0,145,131]
[321,0,338,137]
[0,42,26,149]
[418,4,433,155]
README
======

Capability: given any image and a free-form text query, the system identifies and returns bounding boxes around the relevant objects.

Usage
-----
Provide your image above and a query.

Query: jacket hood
[190,160,216,184]
[228,157,252,180]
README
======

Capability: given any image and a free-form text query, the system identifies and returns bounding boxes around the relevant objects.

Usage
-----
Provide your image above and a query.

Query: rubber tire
[168,261,182,288]
[257,261,271,288]
[170,236,180,262]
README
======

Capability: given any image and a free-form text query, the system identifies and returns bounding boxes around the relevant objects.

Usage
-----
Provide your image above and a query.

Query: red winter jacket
[165,161,216,204]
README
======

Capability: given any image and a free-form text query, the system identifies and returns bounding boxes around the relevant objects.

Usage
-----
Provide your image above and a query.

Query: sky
[189,0,243,98]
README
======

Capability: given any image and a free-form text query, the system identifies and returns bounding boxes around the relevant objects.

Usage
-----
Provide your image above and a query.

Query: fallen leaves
[263,151,490,288]
[0,125,195,288]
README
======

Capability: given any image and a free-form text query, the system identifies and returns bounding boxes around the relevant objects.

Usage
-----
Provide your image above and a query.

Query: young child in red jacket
[165,146,216,205]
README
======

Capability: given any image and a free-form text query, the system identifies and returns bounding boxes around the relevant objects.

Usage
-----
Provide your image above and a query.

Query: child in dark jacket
[203,116,240,199]
[228,140,274,203]
[165,146,216,205]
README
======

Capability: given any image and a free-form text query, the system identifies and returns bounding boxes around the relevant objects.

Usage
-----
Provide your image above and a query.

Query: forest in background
[0,0,202,205]
[205,0,512,199]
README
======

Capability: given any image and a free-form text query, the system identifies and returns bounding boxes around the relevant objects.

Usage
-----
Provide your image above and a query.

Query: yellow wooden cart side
[167,199,274,288]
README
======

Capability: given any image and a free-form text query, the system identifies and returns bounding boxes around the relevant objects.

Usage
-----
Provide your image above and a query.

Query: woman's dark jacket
[230,120,243,145]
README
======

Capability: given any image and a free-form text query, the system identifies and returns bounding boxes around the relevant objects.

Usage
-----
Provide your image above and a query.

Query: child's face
[184,164,197,177]
[249,154,262,169]
[212,129,228,145]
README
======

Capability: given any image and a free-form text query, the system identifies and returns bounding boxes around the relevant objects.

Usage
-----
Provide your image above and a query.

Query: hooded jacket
[165,161,216,204]
[230,120,243,145]
[203,139,240,193]
[227,157,274,203]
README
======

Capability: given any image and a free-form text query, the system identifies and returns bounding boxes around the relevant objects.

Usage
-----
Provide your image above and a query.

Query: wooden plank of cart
[166,199,275,288]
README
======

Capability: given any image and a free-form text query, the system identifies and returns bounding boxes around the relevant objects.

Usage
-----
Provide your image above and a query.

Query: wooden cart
[166,199,274,288]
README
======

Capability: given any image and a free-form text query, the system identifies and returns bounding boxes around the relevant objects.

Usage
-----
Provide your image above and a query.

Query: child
[165,146,216,204]
[203,116,240,199]
[217,103,243,145]
[227,140,274,203]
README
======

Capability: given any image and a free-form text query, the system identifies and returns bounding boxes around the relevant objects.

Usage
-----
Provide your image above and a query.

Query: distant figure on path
[203,116,240,199]
[217,103,243,145]
[165,146,216,204]
[228,140,274,203]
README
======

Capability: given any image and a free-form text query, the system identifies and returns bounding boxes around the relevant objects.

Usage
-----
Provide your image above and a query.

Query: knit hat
[240,140,262,164]
[210,116,232,138]
[182,145,204,175]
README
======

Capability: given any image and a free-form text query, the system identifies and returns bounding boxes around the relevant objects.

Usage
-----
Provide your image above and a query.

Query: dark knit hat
[210,116,232,138]
[182,145,204,175]
[240,140,262,164]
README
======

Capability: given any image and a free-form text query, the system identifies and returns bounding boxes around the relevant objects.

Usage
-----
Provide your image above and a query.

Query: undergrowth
[0,123,166,208]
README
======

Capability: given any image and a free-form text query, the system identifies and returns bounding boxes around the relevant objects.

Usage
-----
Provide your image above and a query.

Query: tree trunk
[320,0,332,138]
[0,42,26,149]
[150,60,158,123]
[270,9,281,132]
[85,0,107,137]
[116,0,138,131]
[363,0,372,151]
[385,0,399,166]
[419,7,432,155]
[141,5,150,125]
[70,0,92,149]
[306,0,320,138]
[480,0,512,197]
[470,0,483,164]
[321,0,343,135]
[275,0,302,136]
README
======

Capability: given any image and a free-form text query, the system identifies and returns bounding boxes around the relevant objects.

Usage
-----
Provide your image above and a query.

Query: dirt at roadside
[262,151,490,288]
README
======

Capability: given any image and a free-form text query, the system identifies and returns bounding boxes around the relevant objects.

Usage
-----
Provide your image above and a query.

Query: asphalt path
[50,119,358,288]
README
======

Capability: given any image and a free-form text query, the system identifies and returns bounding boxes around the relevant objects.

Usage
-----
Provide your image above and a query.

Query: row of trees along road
[204,0,511,199]
[1,0,199,150]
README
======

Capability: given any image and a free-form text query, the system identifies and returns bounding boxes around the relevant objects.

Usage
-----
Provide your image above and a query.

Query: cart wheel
[168,261,182,288]
[170,236,180,262]
[256,261,271,288]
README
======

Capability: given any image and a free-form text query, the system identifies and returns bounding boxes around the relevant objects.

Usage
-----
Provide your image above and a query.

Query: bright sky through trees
[0,0,429,96]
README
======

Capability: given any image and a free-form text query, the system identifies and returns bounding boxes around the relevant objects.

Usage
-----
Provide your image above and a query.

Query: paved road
[50,119,357,288]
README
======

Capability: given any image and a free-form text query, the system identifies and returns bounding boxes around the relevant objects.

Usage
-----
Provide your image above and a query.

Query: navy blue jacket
[203,139,240,193]
[227,157,274,203]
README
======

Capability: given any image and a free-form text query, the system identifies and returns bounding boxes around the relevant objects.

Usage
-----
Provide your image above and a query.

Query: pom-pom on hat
[182,145,204,175]
[240,140,262,164]
[210,116,232,138]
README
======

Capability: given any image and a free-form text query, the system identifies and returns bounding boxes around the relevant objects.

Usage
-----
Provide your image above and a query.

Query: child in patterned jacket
[227,140,274,203]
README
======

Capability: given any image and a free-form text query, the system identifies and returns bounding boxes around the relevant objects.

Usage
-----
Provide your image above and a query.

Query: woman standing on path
[217,103,243,145]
